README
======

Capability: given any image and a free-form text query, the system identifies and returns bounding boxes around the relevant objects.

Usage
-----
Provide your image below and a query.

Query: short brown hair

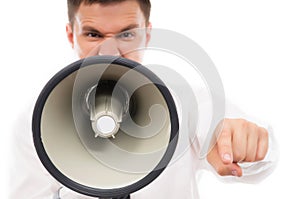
[67,0,151,25]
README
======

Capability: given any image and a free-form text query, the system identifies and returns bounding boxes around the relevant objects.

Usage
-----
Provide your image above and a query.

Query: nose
[97,38,121,56]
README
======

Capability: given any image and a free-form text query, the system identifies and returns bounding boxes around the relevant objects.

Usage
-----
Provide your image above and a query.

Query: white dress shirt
[9,85,278,199]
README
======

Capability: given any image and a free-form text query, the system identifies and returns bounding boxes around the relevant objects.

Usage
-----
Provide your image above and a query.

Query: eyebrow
[120,24,140,32]
[81,24,140,35]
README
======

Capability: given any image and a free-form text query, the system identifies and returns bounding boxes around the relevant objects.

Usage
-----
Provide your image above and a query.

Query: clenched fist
[207,119,269,177]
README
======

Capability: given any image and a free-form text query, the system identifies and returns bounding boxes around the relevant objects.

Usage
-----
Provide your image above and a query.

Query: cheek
[74,37,101,59]
[123,51,144,63]
[120,38,147,63]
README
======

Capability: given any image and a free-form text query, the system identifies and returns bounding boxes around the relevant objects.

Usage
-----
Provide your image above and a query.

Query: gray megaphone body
[32,56,179,199]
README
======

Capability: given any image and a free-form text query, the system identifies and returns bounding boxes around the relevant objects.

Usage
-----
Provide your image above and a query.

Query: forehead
[74,1,146,32]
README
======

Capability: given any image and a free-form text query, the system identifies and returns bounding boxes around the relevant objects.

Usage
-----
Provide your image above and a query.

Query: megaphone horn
[32,56,179,198]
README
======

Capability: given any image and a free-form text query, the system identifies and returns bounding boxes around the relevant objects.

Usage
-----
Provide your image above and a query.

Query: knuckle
[220,130,231,139]
[218,143,231,151]
[239,119,249,129]
[218,119,230,131]
[259,128,269,146]
[249,122,258,131]
[223,118,230,123]
[259,127,269,138]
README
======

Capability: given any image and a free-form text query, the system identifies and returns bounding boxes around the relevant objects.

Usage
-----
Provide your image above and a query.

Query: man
[66,0,270,176]
[9,0,277,198]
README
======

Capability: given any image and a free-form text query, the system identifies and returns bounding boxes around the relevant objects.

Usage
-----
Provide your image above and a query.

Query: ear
[145,22,152,46]
[66,23,74,48]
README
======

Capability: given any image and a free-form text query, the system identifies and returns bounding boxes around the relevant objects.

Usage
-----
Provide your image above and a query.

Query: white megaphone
[32,56,179,199]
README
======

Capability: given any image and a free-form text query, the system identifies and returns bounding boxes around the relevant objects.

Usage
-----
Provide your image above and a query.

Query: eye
[116,31,136,41]
[86,32,103,38]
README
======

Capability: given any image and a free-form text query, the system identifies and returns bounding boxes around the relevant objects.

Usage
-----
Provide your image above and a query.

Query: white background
[1,0,299,198]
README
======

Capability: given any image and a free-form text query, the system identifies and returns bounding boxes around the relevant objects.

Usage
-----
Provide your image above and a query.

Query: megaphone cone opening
[32,56,179,198]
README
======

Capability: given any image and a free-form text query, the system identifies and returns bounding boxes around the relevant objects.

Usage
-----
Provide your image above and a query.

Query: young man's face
[66,1,151,63]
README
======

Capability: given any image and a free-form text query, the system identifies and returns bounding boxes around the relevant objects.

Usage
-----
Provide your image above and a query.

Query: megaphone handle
[99,195,130,199]
[113,195,130,199]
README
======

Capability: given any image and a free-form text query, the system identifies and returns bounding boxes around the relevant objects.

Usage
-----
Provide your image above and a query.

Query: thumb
[207,146,243,177]
[228,163,243,177]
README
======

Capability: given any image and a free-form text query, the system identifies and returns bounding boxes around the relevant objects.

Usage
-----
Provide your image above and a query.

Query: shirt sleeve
[8,103,99,199]
[8,104,62,199]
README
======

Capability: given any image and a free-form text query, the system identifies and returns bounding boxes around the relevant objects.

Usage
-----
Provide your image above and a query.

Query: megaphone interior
[32,56,179,198]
